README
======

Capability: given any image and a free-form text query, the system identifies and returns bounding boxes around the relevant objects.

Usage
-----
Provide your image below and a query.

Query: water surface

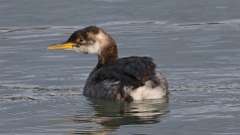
[0,0,240,134]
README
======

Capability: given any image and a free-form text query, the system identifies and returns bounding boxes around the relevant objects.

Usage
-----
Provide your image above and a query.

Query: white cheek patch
[73,42,101,54]
[87,42,101,54]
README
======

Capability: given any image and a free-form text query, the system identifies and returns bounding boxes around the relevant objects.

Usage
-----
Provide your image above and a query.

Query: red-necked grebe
[48,26,168,102]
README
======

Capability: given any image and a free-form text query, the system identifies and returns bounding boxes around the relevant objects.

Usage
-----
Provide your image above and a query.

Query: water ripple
[0,85,82,103]
[1,19,240,40]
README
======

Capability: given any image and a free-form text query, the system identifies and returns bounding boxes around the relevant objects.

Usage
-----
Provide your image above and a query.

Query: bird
[48,26,168,102]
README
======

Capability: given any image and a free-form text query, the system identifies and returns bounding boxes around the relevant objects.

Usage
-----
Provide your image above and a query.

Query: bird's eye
[79,39,84,43]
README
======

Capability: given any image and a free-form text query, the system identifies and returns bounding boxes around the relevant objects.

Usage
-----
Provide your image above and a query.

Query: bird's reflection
[68,98,169,135]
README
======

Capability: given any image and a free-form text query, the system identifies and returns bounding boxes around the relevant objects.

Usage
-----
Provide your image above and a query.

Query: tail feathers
[124,72,169,100]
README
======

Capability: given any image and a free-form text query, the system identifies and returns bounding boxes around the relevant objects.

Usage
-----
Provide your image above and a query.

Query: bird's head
[48,26,115,55]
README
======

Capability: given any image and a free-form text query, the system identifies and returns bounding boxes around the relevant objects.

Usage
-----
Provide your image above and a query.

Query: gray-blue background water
[0,0,240,134]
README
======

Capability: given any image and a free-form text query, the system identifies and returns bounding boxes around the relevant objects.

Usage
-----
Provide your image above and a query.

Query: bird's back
[83,56,168,102]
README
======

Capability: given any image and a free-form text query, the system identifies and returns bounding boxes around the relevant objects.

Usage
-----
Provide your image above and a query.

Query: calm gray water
[1,0,240,134]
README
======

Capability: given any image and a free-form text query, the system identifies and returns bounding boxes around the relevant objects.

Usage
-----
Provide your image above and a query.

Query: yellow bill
[48,42,75,50]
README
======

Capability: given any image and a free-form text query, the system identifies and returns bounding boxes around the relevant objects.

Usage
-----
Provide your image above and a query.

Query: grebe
[48,26,168,102]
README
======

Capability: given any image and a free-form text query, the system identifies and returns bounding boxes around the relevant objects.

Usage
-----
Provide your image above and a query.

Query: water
[0,0,240,134]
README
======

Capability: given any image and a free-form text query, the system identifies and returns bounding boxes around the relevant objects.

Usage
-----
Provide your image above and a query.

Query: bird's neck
[98,42,118,66]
